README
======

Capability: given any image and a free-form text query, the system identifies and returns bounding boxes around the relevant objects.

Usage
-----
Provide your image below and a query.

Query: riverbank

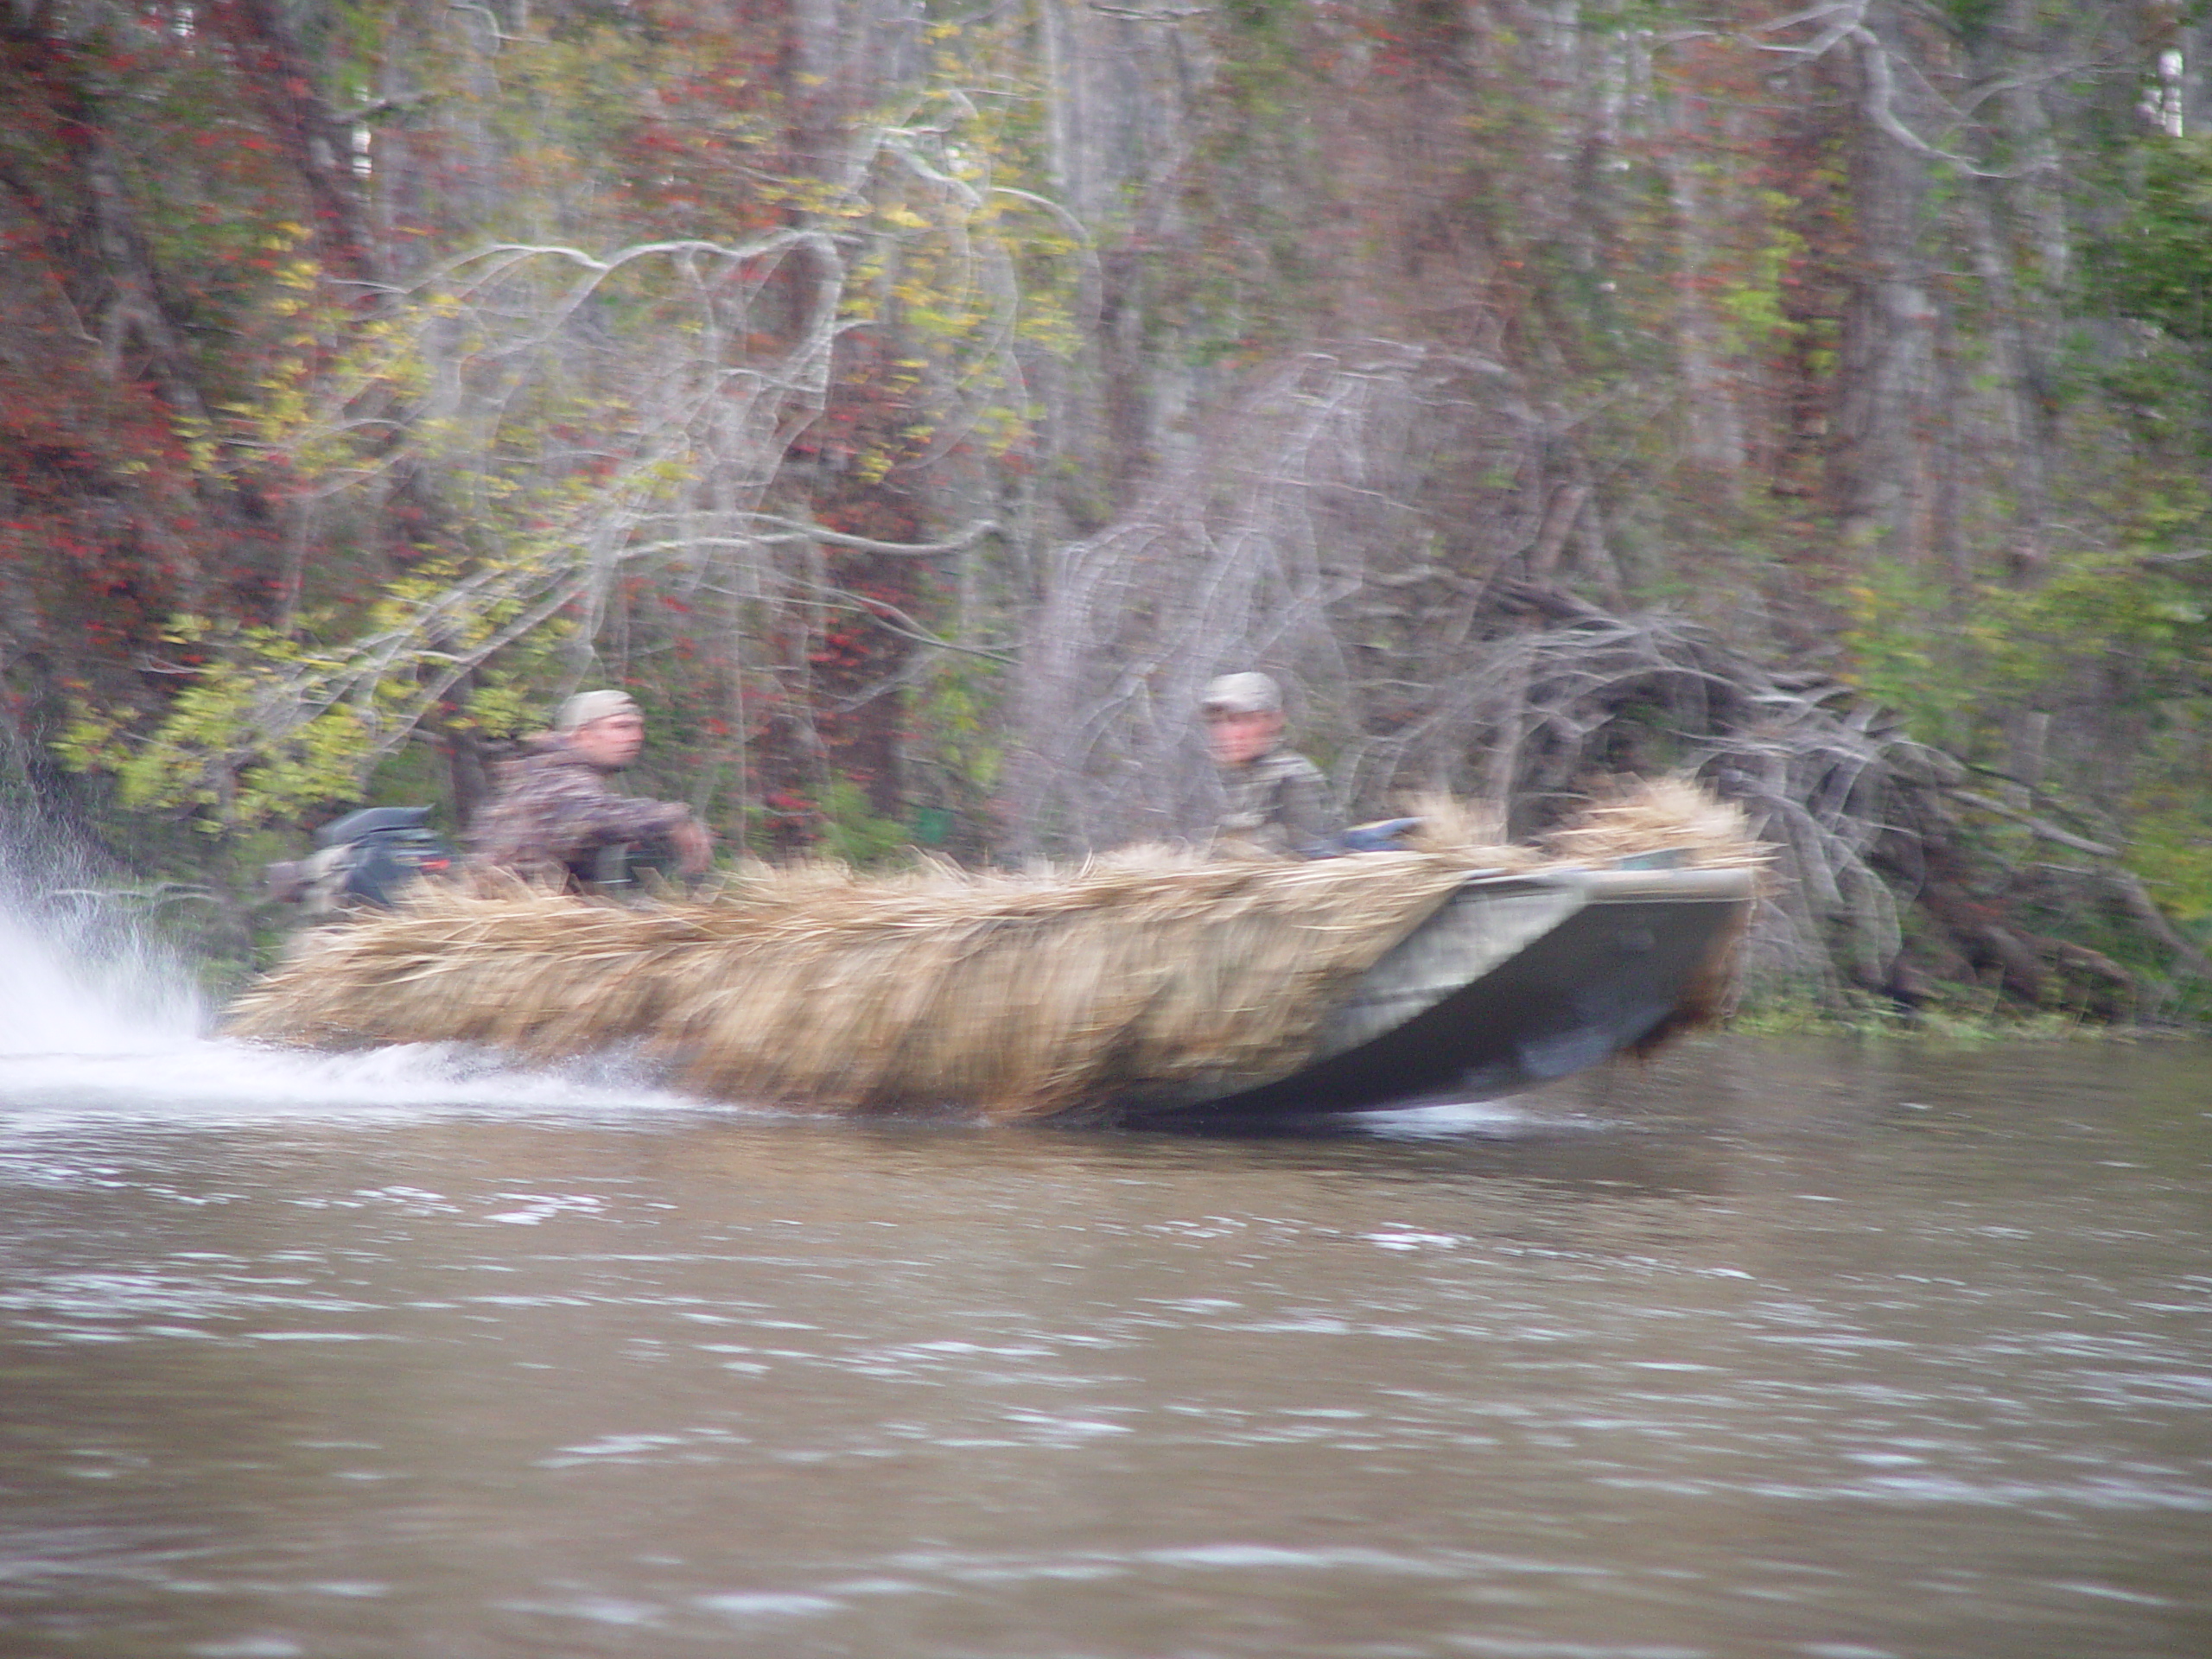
[1731,987,2209,1042]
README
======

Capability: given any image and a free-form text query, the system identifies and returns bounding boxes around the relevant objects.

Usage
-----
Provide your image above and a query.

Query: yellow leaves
[168,411,220,477]
[970,401,1035,458]
[54,531,590,829]
[1014,298,1081,359]
[53,697,127,779]
[456,678,541,741]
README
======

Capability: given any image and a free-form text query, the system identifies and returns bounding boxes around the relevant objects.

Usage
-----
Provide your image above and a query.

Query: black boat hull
[1116,867,1752,1126]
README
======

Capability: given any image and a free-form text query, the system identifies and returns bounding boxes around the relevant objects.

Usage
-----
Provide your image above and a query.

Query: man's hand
[671,815,715,874]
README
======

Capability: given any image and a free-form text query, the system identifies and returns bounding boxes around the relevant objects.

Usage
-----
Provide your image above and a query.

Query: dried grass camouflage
[227,778,1763,1120]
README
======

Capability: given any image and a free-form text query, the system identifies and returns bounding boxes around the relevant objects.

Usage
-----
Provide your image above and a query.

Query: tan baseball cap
[555,689,642,731]
[1201,671,1282,715]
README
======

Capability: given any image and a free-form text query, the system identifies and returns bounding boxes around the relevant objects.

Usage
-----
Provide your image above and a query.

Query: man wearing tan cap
[470,690,713,888]
[1201,671,1336,857]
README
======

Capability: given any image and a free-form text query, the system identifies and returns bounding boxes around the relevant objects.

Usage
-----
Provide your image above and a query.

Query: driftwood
[1452,598,2191,1019]
[227,779,1761,1119]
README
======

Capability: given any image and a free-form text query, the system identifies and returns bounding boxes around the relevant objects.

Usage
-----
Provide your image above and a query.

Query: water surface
[2,1002,2208,1657]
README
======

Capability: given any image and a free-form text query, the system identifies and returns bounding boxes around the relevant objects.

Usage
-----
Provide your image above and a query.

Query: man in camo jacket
[471,690,712,887]
[1202,671,1338,857]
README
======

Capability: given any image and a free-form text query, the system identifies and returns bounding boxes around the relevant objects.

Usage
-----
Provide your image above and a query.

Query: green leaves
[2100,135,2212,346]
[1846,548,2211,731]
[59,622,376,828]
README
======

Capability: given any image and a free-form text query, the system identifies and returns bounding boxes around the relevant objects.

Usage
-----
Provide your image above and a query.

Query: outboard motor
[265,806,455,916]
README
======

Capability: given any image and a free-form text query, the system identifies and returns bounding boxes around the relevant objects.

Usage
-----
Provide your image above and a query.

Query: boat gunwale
[1446,863,1759,906]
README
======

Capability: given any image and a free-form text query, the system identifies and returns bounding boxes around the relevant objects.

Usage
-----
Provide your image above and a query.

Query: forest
[3,0,2209,1022]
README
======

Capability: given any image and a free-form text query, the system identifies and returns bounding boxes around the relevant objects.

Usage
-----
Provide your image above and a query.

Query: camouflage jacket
[469,736,690,887]
[1217,747,1336,857]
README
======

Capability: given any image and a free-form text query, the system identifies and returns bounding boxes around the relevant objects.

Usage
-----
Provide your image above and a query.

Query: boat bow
[1117,863,1757,1123]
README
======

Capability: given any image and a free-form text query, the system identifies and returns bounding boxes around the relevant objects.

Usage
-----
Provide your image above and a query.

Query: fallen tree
[1391,578,2202,1022]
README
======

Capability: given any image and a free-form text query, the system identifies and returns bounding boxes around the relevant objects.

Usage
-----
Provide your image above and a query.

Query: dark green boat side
[1116,866,1755,1127]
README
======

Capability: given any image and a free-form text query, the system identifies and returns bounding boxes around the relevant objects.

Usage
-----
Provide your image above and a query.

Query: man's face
[569,711,646,769]
[1206,708,1283,768]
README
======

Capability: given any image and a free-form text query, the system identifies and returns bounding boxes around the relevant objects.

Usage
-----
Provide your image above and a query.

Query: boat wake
[1351,1098,1554,1139]
[0,904,702,1135]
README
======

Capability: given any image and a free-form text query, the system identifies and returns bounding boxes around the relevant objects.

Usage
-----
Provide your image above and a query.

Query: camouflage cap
[1201,671,1282,715]
[555,689,643,731]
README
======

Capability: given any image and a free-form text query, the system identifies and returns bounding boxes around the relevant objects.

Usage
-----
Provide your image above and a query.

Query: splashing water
[0,835,702,1131]
[0,898,205,1059]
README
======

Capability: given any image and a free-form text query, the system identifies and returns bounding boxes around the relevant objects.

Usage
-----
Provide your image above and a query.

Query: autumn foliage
[2,0,2208,1017]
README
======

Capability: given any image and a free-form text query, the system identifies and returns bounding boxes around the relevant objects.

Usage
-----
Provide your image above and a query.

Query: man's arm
[534,769,695,856]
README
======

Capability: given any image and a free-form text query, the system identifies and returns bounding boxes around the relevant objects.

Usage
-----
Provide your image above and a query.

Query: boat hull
[1115,866,1753,1126]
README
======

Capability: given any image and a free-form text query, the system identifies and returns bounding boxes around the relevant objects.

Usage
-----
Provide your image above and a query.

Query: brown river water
[1,919,2208,1659]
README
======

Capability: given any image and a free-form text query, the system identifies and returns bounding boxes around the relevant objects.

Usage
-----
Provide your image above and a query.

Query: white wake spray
[0,836,696,1131]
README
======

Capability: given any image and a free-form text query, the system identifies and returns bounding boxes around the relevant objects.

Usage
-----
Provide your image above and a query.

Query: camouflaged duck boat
[230,780,1761,1126]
